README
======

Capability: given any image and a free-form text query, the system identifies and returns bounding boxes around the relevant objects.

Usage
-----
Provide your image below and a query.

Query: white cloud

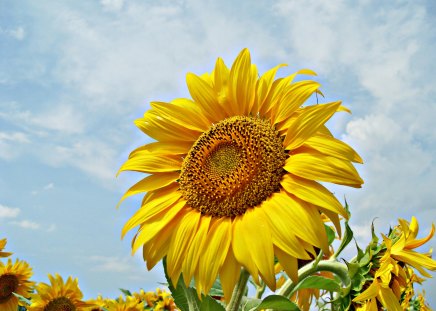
[10,220,40,229]
[0,103,86,135]
[89,255,134,273]
[100,0,124,12]
[0,26,25,40]
[0,131,30,160]
[43,183,55,190]
[0,204,20,218]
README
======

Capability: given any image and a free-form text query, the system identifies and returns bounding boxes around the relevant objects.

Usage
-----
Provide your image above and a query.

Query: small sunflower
[119,48,363,300]
[105,295,144,311]
[0,239,12,258]
[85,295,107,311]
[0,258,34,311]
[353,217,436,310]
[28,274,94,311]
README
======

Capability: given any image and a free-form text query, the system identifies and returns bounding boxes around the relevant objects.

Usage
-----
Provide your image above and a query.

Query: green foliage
[253,295,301,311]
[119,288,132,296]
[292,275,341,293]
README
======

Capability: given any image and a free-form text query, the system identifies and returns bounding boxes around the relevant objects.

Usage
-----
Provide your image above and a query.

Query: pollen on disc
[179,116,286,218]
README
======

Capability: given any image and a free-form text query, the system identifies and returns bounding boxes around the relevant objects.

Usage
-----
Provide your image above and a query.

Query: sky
[1,0,435,306]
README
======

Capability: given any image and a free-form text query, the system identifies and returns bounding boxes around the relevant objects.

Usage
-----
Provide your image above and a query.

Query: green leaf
[241,297,262,311]
[119,288,132,297]
[254,295,301,311]
[293,275,341,293]
[325,224,335,246]
[163,257,200,311]
[208,278,224,298]
[13,293,31,306]
[199,295,225,311]
[335,222,353,256]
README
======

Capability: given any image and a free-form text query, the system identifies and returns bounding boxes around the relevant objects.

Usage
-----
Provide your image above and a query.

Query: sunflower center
[179,116,286,217]
[0,274,18,303]
[44,297,77,311]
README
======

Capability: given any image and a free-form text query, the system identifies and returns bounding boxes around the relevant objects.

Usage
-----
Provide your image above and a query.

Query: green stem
[255,281,266,299]
[179,276,200,311]
[226,268,250,311]
[277,260,351,298]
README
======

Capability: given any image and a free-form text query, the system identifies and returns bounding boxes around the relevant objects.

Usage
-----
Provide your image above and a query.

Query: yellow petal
[303,134,363,163]
[353,279,379,302]
[219,247,240,303]
[283,101,342,150]
[284,152,363,188]
[131,200,187,252]
[232,215,259,284]
[122,189,182,238]
[242,208,276,290]
[262,195,312,260]
[186,73,224,122]
[270,192,329,254]
[377,286,403,311]
[167,210,201,285]
[198,218,232,294]
[117,173,179,208]
[118,153,182,175]
[150,101,210,132]
[182,215,212,286]
[274,246,298,283]
[228,48,257,115]
[274,80,321,124]
[128,141,192,158]
[281,174,348,219]
[135,111,199,142]
[257,64,287,115]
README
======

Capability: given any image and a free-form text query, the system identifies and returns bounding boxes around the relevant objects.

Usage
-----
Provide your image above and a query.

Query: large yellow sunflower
[0,258,34,311]
[119,48,363,300]
[28,274,94,311]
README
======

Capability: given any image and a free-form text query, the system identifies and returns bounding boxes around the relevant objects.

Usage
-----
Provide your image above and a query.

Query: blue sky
[1,0,435,305]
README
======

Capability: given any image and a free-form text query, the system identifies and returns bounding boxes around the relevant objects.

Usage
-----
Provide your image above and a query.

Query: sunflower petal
[283,101,342,150]
[117,173,179,208]
[303,134,363,163]
[167,210,201,285]
[219,247,240,302]
[284,152,363,188]
[198,218,232,294]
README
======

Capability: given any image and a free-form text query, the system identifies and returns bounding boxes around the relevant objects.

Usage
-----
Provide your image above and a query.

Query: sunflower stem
[254,280,266,299]
[277,260,351,298]
[226,268,250,311]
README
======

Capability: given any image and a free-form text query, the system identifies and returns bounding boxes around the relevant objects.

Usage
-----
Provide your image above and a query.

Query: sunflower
[0,239,12,258]
[0,258,34,311]
[105,295,144,311]
[353,217,436,310]
[28,274,94,311]
[119,48,363,300]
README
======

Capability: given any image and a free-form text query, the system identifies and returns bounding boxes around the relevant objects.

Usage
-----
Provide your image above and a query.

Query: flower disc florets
[179,115,287,217]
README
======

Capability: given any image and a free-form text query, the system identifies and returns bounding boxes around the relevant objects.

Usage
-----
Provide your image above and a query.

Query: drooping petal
[281,173,348,219]
[284,152,363,188]
[219,247,240,302]
[117,173,179,207]
[182,215,212,286]
[198,218,232,294]
[167,209,201,285]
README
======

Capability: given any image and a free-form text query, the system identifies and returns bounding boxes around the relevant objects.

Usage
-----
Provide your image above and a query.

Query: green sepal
[325,224,335,246]
[292,275,341,293]
[119,288,132,296]
[334,222,353,257]
[13,293,32,306]
[254,295,301,311]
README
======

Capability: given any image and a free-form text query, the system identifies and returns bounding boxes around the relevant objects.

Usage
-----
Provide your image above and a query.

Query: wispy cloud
[0,204,20,218]
[10,220,40,230]
[0,26,26,40]
[0,131,30,160]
